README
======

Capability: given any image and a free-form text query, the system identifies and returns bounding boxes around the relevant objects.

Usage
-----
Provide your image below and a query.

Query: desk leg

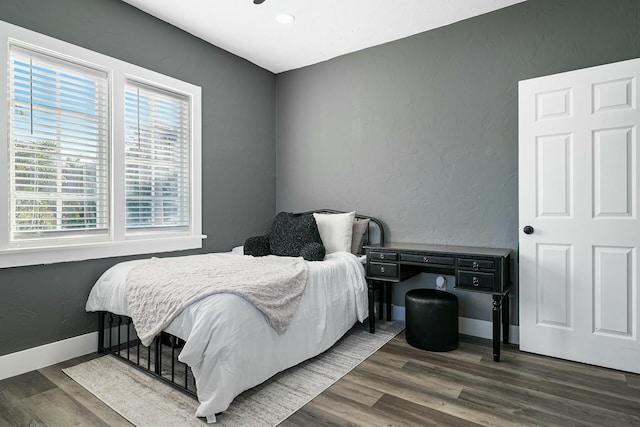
[492,295,502,362]
[502,291,510,344]
[385,282,392,321]
[368,280,375,333]
[379,281,384,320]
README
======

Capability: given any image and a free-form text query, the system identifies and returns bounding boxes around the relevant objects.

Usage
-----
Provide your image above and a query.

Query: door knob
[523,225,534,235]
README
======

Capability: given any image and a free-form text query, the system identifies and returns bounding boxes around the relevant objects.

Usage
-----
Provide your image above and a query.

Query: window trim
[0,20,204,268]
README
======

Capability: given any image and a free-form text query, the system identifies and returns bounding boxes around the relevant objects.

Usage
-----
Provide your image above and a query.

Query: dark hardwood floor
[283,333,640,427]
[2,332,640,426]
[0,353,131,427]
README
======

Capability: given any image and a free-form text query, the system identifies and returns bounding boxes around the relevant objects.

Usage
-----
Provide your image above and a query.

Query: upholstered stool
[405,289,458,351]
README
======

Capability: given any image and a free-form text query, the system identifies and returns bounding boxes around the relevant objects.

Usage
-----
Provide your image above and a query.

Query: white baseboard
[0,331,98,381]
[0,324,131,381]
[391,305,519,344]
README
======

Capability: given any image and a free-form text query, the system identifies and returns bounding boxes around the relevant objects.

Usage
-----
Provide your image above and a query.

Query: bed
[85,210,384,423]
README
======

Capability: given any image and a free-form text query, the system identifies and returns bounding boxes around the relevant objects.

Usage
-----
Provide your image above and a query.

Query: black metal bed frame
[97,311,197,397]
[95,209,385,399]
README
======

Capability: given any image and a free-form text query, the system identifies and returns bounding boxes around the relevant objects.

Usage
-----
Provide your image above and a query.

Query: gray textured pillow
[351,218,370,254]
[269,212,324,258]
[299,242,326,262]
[244,234,271,257]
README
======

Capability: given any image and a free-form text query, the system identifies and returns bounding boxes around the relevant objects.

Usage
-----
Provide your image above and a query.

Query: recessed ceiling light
[276,14,295,24]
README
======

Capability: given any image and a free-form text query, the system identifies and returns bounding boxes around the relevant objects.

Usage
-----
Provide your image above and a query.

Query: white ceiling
[122,0,526,74]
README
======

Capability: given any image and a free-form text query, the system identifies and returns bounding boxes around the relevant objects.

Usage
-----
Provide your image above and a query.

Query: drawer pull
[380,254,385,259]
[423,256,429,262]
[473,262,479,271]
[380,267,385,273]
[472,276,479,286]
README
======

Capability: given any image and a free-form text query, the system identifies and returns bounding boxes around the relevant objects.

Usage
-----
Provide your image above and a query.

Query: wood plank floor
[2,332,640,426]
[283,333,640,427]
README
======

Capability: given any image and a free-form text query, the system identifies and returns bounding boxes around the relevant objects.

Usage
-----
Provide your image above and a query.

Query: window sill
[0,235,207,268]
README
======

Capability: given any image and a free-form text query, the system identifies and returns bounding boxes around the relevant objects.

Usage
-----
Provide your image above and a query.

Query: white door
[519,58,640,373]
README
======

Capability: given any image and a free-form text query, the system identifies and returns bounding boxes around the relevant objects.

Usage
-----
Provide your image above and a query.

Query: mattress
[86,248,368,422]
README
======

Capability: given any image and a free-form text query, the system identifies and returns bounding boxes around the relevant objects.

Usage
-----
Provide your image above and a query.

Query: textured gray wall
[275,0,640,324]
[0,0,276,356]
[3,0,640,357]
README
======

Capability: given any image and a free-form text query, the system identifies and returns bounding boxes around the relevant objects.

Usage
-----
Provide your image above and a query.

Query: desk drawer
[457,270,495,291]
[370,252,398,261]
[458,258,495,270]
[401,253,455,266]
[369,262,398,278]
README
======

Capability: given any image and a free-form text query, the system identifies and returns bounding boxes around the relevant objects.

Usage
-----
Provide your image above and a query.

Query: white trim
[0,323,133,381]
[0,332,98,381]
[0,234,206,268]
[391,305,520,344]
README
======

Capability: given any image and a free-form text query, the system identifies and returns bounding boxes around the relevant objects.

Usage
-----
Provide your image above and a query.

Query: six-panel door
[519,58,640,373]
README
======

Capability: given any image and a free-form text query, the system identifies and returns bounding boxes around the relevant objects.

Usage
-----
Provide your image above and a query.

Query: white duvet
[85,249,369,422]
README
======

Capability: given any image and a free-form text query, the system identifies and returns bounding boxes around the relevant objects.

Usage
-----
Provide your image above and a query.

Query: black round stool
[405,289,458,351]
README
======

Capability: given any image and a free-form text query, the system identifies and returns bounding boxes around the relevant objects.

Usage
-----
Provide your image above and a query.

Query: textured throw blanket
[125,254,309,346]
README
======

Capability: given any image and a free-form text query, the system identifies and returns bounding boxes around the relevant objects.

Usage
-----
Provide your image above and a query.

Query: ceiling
[122,0,527,74]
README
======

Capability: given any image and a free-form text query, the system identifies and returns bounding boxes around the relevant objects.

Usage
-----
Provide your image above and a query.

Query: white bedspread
[85,249,368,422]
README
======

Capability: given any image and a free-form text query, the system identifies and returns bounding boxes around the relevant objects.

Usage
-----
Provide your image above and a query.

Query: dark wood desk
[364,242,512,362]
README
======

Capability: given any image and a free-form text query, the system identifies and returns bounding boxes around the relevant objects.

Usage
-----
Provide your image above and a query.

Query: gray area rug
[64,321,404,426]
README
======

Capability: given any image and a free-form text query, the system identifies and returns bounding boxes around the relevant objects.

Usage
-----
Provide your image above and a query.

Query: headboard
[299,209,385,247]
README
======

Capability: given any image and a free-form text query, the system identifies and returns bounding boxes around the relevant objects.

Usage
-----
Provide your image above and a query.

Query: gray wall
[275,0,640,324]
[3,0,640,357]
[0,0,276,356]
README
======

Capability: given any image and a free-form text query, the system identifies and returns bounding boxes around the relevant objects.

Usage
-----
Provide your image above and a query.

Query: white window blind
[8,45,109,240]
[124,81,190,231]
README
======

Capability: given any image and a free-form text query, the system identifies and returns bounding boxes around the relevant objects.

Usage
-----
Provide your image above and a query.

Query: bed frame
[96,209,385,398]
[97,312,197,396]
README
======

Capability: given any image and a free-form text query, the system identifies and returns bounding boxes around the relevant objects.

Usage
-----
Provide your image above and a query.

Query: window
[0,21,203,268]
[124,81,190,232]
[9,46,109,241]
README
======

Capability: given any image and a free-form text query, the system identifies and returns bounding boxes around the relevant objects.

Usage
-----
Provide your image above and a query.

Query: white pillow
[313,211,355,254]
